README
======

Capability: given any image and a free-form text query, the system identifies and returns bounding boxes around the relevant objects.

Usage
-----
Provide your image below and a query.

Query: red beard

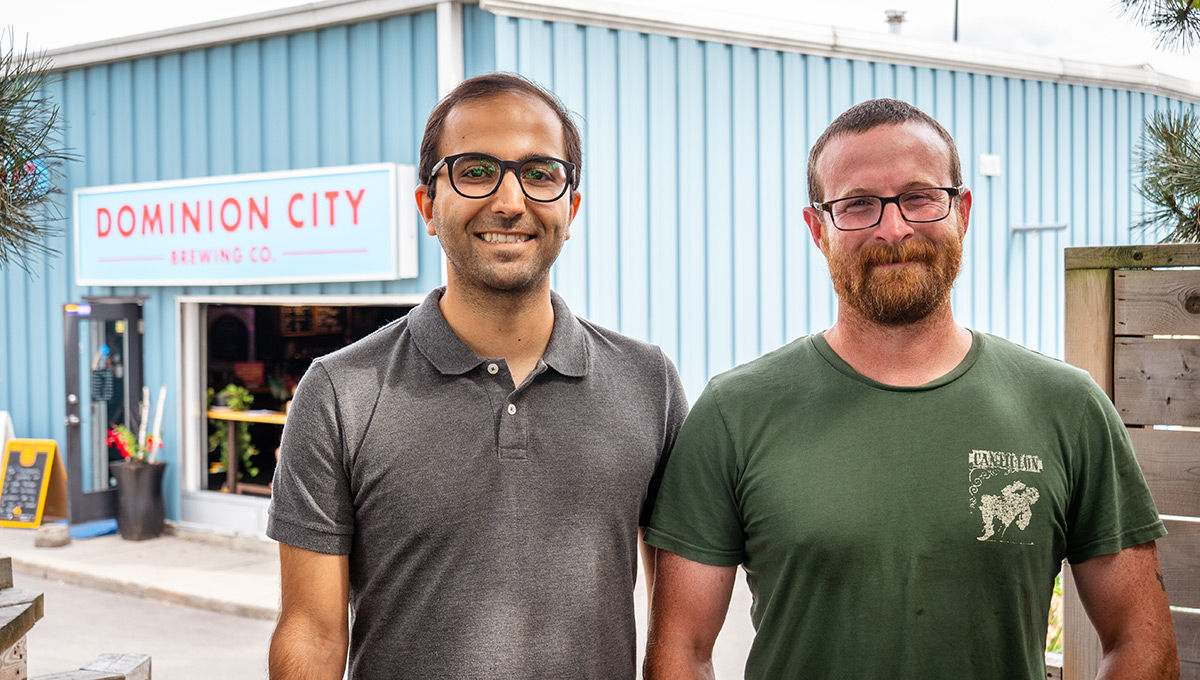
[824,231,963,326]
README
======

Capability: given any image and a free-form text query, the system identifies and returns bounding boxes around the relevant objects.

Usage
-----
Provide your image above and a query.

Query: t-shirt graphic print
[968,449,1044,545]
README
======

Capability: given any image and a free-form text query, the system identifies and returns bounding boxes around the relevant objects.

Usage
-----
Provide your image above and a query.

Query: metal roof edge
[480,0,1200,104]
[43,0,440,71]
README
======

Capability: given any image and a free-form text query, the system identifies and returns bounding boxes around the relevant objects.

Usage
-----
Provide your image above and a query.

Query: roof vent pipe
[885,9,906,34]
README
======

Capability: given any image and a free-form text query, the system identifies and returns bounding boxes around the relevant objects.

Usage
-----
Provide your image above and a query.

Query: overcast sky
[5,0,1198,82]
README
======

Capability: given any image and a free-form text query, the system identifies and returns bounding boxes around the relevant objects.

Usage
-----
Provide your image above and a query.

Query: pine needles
[1117,0,1200,51]
[0,27,72,272]
[1135,110,1200,243]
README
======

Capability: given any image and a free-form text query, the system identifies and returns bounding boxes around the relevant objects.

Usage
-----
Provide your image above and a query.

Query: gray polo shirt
[268,287,688,679]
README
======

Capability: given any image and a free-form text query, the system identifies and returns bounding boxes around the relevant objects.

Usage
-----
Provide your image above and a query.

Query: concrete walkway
[0,524,279,620]
[0,522,756,677]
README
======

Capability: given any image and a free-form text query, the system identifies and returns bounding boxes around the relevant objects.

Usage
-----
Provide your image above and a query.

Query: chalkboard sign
[0,439,67,528]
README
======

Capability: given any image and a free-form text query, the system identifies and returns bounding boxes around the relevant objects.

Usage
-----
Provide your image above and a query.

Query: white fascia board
[480,0,1200,104]
[45,0,441,71]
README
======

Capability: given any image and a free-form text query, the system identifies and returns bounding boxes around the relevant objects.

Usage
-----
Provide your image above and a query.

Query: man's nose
[874,201,914,243]
[490,169,527,217]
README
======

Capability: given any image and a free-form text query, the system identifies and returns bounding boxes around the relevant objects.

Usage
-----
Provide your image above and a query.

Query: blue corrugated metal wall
[465,6,1198,399]
[0,11,440,518]
[2,5,1198,521]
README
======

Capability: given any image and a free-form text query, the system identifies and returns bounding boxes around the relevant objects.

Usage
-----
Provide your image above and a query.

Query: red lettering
[249,197,268,230]
[200,250,211,264]
[346,189,365,224]
[183,202,201,233]
[170,203,175,234]
[207,200,214,232]
[97,208,112,238]
[325,190,339,225]
[257,246,271,263]
[311,193,317,227]
[221,198,241,232]
[288,193,304,228]
[233,248,242,263]
[117,206,136,237]
[142,204,163,235]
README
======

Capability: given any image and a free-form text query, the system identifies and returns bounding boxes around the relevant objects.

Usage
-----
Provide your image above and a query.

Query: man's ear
[803,206,826,251]
[956,188,972,237]
[564,190,581,241]
[415,185,435,236]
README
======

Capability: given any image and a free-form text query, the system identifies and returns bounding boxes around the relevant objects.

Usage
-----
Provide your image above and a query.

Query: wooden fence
[1063,243,1200,680]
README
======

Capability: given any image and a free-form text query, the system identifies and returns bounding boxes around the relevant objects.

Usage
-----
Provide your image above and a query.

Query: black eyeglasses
[813,186,965,231]
[428,152,576,203]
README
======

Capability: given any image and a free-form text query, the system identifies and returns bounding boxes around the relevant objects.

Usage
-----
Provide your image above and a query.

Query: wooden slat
[1067,244,1200,270]
[1161,519,1200,610]
[1062,563,1101,680]
[1063,268,1112,680]
[1115,338,1200,427]
[1116,270,1200,336]
[1065,268,1115,396]
[1178,609,1200,680]
[1128,429,1200,517]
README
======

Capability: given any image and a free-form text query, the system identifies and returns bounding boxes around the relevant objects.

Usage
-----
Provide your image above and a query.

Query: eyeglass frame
[812,185,967,231]
[426,152,578,203]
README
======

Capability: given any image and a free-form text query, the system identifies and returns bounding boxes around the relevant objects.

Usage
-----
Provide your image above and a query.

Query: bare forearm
[643,641,717,680]
[1096,641,1180,680]
[268,620,348,680]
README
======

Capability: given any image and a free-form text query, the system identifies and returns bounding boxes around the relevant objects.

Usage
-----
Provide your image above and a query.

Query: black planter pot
[111,460,167,541]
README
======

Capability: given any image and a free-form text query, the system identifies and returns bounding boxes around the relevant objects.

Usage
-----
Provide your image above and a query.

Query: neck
[824,302,972,387]
[438,277,555,386]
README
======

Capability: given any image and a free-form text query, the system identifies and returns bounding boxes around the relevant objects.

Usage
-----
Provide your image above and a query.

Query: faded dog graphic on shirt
[968,450,1044,545]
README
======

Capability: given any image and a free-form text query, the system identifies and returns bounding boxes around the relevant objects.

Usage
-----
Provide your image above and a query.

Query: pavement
[0,522,280,621]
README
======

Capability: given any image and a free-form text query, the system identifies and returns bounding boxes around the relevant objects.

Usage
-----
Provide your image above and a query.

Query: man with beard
[642,98,1178,679]
[267,73,687,679]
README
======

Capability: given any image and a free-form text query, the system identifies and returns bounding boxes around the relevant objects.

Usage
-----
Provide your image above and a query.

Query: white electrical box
[979,154,1002,177]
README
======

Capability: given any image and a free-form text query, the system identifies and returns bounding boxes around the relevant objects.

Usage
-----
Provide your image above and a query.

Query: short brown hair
[418,72,582,195]
[806,98,962,203]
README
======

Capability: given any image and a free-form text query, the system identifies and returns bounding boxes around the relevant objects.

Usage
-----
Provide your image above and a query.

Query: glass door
[63,301,143,524]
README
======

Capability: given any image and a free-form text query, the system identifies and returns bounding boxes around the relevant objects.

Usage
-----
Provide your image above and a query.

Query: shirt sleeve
[639,347,690,527]
[644,378,745,567]
[266,359,356,555]
[1064,386,1166,564]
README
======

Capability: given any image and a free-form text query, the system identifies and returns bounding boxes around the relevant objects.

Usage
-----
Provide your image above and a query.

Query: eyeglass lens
[831,188,954,230]
[450,154,570,201]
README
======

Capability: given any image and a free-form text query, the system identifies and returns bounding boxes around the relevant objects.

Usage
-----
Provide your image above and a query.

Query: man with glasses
[643,98,1177,679]
[268,73,687,679]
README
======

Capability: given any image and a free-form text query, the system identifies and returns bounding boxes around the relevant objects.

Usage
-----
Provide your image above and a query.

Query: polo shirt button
[487,363,499,374]
[507,404,517,415]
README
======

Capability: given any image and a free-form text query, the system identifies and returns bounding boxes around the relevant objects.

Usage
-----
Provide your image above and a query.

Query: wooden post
[1062,266,1113,680]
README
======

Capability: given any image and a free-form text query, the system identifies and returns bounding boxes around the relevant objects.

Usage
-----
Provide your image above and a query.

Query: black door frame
[63,300,144,524]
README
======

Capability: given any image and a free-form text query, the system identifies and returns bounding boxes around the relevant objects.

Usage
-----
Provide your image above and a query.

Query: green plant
[1135,110,1200,243]
[1046,571,1063,654]
[0,28,73,272]
[207,385,261,480]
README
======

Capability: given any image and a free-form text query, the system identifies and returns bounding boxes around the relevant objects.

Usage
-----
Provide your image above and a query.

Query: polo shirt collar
[409,287,589,378]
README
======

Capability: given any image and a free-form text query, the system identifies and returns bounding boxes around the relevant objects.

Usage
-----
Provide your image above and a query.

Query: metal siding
[647,34,680,362]
[585,25,621,329]
[676,38,709,397]
[617,30,650,341]
[4,8,1195,506]
[756,49,784,356]
[781,52,812,344]
[0,14,440,513]
[731,45,759,368]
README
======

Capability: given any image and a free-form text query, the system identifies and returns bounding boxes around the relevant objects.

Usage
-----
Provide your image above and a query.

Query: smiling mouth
[479,233,532,244]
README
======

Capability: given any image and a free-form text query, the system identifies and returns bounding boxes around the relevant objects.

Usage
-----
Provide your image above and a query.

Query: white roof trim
[45,0,438,70]
[481,0,1200,103]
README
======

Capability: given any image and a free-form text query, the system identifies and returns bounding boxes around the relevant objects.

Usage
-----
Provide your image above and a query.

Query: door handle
[65,414,81,426]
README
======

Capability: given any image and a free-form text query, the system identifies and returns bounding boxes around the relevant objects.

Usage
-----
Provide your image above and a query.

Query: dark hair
[418,72,582,195]
[806,98,962,203]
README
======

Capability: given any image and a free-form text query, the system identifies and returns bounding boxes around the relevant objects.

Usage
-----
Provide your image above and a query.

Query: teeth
[481,233,531,244]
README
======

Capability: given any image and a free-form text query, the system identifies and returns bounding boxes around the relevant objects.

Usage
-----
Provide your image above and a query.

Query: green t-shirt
[645,331,1165,680]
